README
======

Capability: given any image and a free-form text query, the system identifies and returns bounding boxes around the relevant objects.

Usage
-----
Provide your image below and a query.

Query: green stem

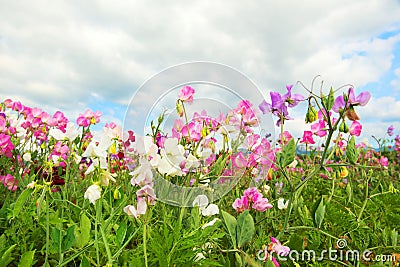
[286,226,338,240]
[100,224,113,265]
[45,192,50,267]
[357,175,370,222]
[95,201,100,266]
[143,218,148,267]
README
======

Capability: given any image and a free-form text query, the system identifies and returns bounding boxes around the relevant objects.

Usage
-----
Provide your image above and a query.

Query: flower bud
[305,105,318,123]
[176,100,184,117]
[339,121,349,133]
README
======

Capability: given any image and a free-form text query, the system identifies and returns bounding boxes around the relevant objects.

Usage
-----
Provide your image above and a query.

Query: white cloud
[0,0,400,133]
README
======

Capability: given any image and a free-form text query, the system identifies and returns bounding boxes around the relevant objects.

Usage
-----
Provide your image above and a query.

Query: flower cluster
[232,187,273,212]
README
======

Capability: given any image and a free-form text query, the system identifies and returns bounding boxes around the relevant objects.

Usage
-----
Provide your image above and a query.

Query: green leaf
[236,210,255,248]
[282,138,296,167]
[62,226,76,252]
[18,250,35,267]
[221,210,237,248]
[116,221,127,246]
[314,198,325,229]
[392,228,398,247]
[80,256,90,267]
[0,244,16,267]
[13,188,33,218]
[80,213,91,247]
[266,259,276,267]
[346,136,357,164]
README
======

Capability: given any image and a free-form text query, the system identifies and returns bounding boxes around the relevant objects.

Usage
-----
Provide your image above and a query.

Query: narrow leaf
[116,222,127,246]
[13,188,33,218]
[62,226,76,252]
[80,213,91,247]
[0,244,16,267]
[18,250,35,267]
[221,210,237,248]
[282,139,296,167]
[346,136,357,164]
[314,198,325,229]
[236,210,255,248]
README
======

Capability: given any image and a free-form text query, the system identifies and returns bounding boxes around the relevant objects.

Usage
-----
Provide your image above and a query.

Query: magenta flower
[387,125,394,136]
[178,85,195,103]
[311,120,327,137]
[349,121,362,136]
[282,85,304,107]
[270,236,290,256]
[0,174,18,192]
[300,131,315,144]
[259,85,303,126]
[232,196,250,212]
[0,133,14,158]
[380,156,388,167]
[77,109,102,127]
[252,198,273,212]
[332,87,371,113]
[233,187,273,213]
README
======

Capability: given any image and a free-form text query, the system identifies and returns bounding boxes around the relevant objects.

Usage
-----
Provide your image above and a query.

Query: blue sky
[1,1,400,145]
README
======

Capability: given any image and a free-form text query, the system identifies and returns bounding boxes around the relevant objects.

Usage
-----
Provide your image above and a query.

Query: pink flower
[311,120,327,137]
[0,134,14,158]
[124,197,147,219]
[0,174,18,191]
[300,131,315,144]
[233,152,247,168]
[232,196,250,212]
[349,121,362,136]
[243,187,263,202]
[270,236,290,256]
[76,109,102,127]
[136,184,156,205]
[380,156,388,167]
[332,87,371,113]
[178,85,195,103]
[252,198,273,212]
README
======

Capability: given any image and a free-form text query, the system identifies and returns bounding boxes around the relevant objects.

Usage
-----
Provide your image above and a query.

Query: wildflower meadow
[1,79,400,267]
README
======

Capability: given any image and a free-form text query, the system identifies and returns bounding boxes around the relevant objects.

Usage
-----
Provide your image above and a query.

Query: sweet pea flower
[282,85,304,107]
[0,133,14,158]
[349,121,362,136]
[387,125,394,136]
[252,198,273,212]
[84,184,101,205]
[124,197,147,219]
[270,236,290,256]
[178,85,195,103]
[277,198,289,210]
[332,87,371,113]
[193,195,219,216]
[300,131,315,144]
[232,196,250,212]
[311,120,327,137]
[0,174,18,191]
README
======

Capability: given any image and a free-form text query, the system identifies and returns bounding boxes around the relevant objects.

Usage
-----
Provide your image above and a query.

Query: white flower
[288,159,298,168]
[201,204,219,216]
[130,157,153,186]
[201,218,220,229]
[193,195,219,216]
[278,198,289,210]
[123,197,147,219]
[84,184,101,205]
[193,195,209,208]
[194,252,206,262]
[49,122,79,141]
[157,138,186,177]
[23,152,32,162]
[26,181,36,189]
[100,170,116,186]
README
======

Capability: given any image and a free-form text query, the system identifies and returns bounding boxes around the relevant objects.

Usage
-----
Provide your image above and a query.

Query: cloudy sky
[1,1,400,145]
